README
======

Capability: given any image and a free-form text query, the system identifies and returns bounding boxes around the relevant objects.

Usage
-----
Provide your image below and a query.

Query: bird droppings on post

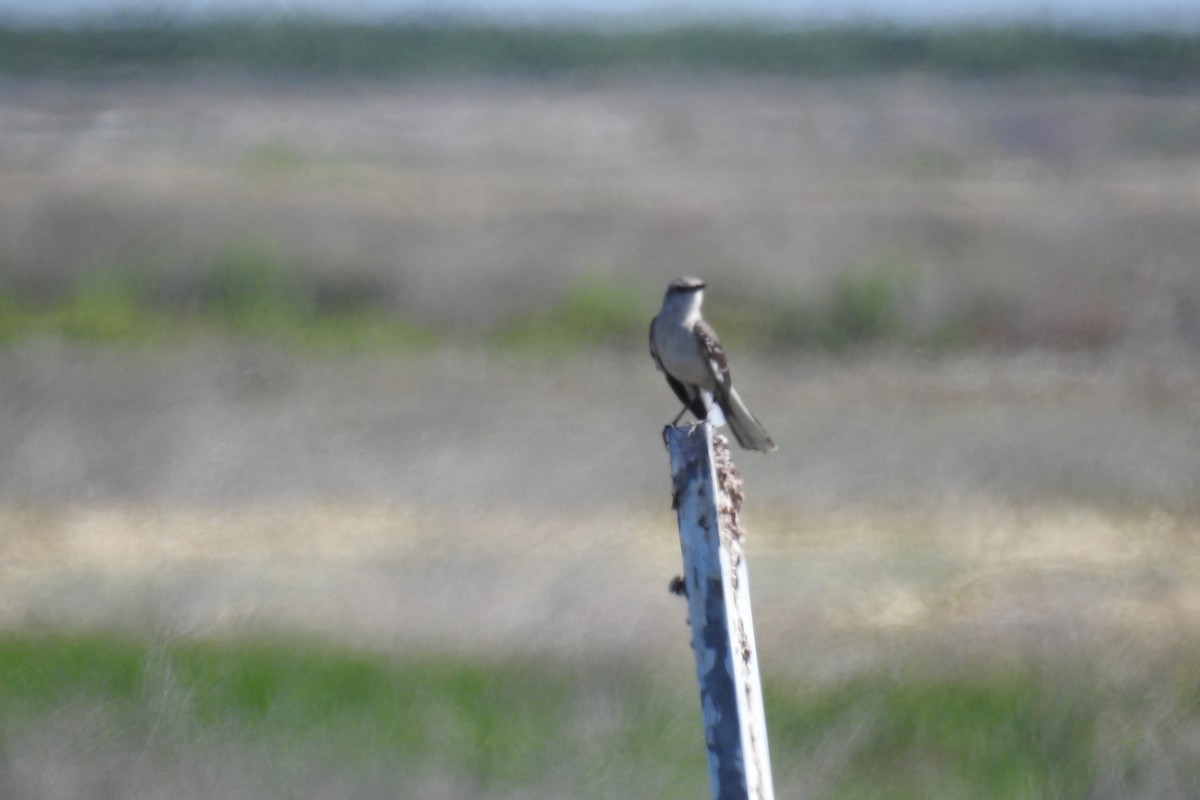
[712,434,746,542]
[712,435,759,675]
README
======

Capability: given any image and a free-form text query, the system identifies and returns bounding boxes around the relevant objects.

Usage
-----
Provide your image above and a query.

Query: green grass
[772,674,1094,799]
[3,632,1200,798]
[0,249,1112,355]
[1,18,1200,81]
[241,138,309,175]
[770,657,1200,799]
[54,268,163,342]
[495,275,652,354]
[0,243,444,351]
[763,263,911,353]
[0,265,917,354]
[706,258,957,354]
[0,632,707,799]
[0,267,167,345]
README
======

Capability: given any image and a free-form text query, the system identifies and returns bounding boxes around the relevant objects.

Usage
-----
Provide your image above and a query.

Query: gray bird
[650,276,776,452]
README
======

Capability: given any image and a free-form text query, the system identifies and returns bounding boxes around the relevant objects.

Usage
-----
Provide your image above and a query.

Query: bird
[649,276,776,452]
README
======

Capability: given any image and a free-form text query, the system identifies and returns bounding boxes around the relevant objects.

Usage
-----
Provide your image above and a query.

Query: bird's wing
[694,318,733,394]
[697,319,776,451]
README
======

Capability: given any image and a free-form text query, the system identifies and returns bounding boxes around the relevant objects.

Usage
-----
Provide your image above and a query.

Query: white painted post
[666,422,775,800]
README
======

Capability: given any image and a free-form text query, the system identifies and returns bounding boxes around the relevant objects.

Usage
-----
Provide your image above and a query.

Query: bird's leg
[669,405,690,426]
[663,404,696,448]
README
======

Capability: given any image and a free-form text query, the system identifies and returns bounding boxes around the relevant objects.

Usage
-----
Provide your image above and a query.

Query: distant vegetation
[0,255,995,354]
[0,243,445,351]
[0,16,1199,80]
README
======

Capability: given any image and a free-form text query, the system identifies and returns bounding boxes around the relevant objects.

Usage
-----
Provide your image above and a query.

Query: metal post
[666,422,775,800]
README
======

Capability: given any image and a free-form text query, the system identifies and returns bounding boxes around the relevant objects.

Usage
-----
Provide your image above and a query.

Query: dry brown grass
[4,498,1198,681]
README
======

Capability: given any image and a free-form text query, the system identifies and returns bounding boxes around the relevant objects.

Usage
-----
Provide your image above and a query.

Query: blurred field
[3,72,1200,347]
[1,67,1200,798]
[5,498,1200,798]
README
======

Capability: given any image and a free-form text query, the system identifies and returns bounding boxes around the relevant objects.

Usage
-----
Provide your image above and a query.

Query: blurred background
[1,1,1200,798]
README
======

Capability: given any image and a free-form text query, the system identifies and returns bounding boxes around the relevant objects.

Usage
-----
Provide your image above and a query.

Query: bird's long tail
[722,387,777,452]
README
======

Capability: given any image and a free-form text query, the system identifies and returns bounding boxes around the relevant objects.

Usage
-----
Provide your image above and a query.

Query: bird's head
[663,276,706,313]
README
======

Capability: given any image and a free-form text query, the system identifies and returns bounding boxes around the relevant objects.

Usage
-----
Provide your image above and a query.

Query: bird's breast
[653,318,714,388]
